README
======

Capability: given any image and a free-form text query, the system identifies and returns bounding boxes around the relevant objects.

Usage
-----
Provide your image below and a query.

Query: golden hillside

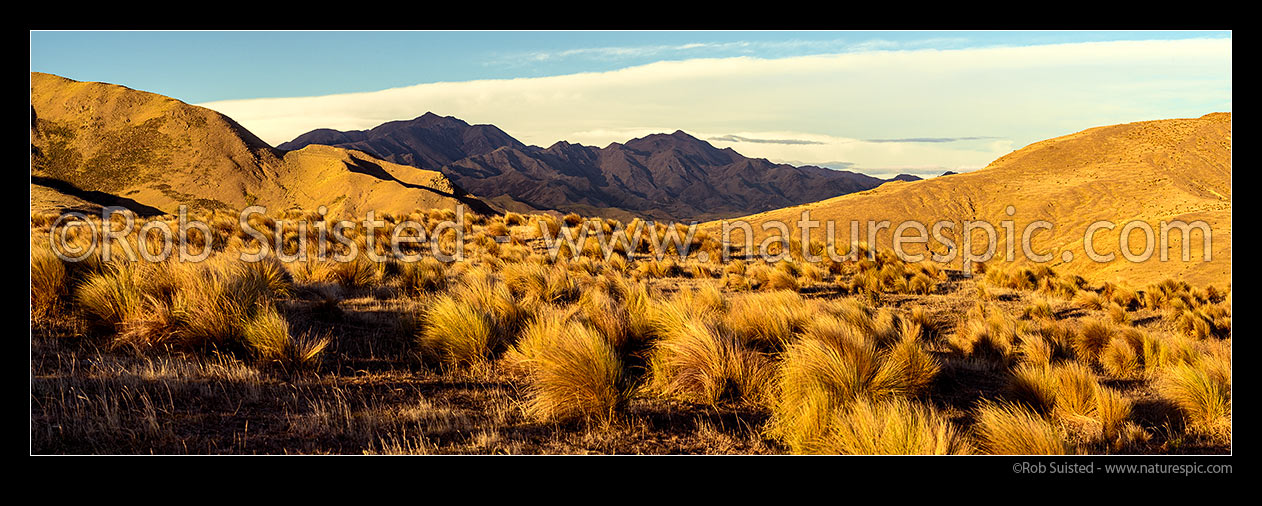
[30,72,481,217]
[705,113,1231,289]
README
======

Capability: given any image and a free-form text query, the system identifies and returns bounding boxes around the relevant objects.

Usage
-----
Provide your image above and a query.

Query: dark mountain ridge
[282,114,905,221]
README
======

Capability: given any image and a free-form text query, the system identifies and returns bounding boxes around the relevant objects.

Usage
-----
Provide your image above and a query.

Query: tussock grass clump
[242,304,329,371]
[501,308,573,375]
[1015,331,1057,367]
[1074,291,1106,311]
[400,257,447,295]
[904,307,936,341]
[512,320,629,424]
[798,262,825,284]
[1022,298,1055,320]
[666,283,728,316]
[948,303,1031,365]
[1107,303,1129,325]
[973,281,995,301]
[419,272,526,369]
[908,272,936,295]
[242,303,291,361]
[1005,362,1139,449]
[1146,278,1224,311]
[877,337,941,396]
[503,262,580,305]
[1046,362,1100,420]
[177,261,277,350]
[575,287,632,351]
[1167,301,1231,340]
[485,221,509,238]
[763,268,800,292]
[236,257,293,298]
[287,257,335,284]
[645,298,771,405]
[418,295,498,369]
[819,398,971,455]
[1157,352,1231,440]
[72,255,293,353]
[1039,274,1084,300]
[723,290,811,350]
[635,257,684,279]
[819,298,901,346]
[984,266,1042,291]
[1072,320,1114,363]
[76,262,146,332]
[767,329,939,453]
[330,256,380,288]
[1138,331,1200,375]
[1094,387,1138,450]
[1008,364,1058,414]
[1030,321,1077,364]
[972,401,1069,455]
[31,241,68,322]
[1100,337,1141,378]
[721,273,752,291]
[1105,285,1141,310]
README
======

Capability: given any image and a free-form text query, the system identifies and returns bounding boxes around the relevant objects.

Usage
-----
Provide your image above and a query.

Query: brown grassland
[29,206,1230,454]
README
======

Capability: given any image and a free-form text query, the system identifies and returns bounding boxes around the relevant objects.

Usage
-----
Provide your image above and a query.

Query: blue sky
[30,31,1232,177]
[30,31,1229,103]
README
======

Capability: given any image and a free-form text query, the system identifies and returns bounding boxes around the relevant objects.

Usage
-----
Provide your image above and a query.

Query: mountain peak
[624,130,709,150]
[395,112,469,128]
[278,112,525,169]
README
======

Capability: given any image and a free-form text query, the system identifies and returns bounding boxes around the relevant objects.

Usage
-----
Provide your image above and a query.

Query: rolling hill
[281,117,916,222]
[705,113,1232,289]
[29,72,487,218]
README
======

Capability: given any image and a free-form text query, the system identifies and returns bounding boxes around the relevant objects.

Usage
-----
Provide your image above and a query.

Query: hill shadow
[343,158,498,216]
[32,176,166,217]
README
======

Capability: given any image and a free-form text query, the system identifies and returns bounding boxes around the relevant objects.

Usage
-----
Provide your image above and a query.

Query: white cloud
[199,38,1231,174]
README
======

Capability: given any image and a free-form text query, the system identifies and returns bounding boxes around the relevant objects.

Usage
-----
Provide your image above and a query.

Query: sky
[30,31,1232,178]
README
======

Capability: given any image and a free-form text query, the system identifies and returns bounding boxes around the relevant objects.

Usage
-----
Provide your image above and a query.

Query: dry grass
[418,294,500,369]
[972,401,1069,455]
[29,207,1230,455]
[242,304,329,371]
[766,326,938,453]
[30,240,68,322]
[400,257,448,295]
[1005,362,1143,450]
[1100,337,1141,378]
[330,256,380,288]
[645,307,772,406]
[948,303,1031,366]
[819,398,971,455]
[76,261,147,332]
[1157,350,1231,441]
[503,262,580,305]
[513,321,629,424]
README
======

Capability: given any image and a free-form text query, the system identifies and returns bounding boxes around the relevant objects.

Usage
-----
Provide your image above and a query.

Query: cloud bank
[199,38,1231,174]
[706,134,825,145]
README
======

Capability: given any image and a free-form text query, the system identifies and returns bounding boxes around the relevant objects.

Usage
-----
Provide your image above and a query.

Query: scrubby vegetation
[30,208,1230,454]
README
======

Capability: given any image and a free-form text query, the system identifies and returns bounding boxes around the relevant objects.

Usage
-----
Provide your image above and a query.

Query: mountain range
[280,114,915,222]
[28,72,1231,287]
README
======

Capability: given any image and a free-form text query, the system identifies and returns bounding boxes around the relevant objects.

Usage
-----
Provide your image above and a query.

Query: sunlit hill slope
[706,113,1231,289]
[29,72,485,217]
